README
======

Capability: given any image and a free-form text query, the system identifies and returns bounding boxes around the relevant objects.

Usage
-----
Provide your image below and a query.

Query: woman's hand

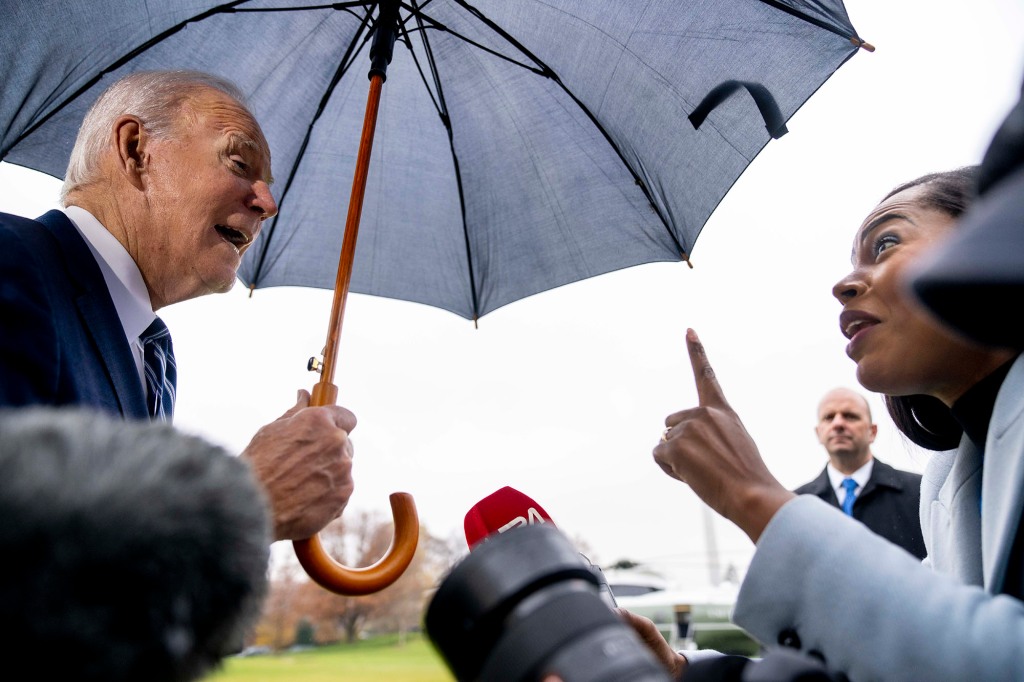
[653,329,795,542]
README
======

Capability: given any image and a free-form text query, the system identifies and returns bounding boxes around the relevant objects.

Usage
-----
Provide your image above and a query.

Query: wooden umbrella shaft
[311,72,385,405]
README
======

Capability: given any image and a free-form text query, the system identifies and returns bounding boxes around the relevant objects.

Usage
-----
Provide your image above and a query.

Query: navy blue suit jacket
[794,457,926,559]
[0,210,148,419]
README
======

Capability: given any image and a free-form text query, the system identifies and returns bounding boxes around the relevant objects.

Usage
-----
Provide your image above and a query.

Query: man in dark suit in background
[794,387,926,559]
[0,69,354,544]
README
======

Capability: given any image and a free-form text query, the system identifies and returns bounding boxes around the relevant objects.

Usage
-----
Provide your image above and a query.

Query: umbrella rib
[232,2,370,12]
[398,5,545,76]
[448,0,687,258]
[248,4,377,287]
[403,0,438,14]
[408,3,482,322]
[754,0,872,48]
[395,7,443,117]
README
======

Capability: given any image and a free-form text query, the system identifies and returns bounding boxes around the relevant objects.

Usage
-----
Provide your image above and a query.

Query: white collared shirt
[61,206,155,391]
[826,458,874,506]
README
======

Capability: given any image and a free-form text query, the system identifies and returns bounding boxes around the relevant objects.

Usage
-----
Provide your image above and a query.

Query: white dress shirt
[826,457,874,507]
[61,206,155,392]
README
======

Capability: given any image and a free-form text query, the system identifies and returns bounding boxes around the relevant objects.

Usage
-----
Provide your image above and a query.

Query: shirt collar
[826,458,874,493]
[61,206,155,340]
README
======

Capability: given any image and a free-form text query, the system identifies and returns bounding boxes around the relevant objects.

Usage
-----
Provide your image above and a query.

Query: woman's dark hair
[884,394,965,451]
[881,166,980,451]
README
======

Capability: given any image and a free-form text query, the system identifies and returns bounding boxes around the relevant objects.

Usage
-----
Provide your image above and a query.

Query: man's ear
[113,115,148,190]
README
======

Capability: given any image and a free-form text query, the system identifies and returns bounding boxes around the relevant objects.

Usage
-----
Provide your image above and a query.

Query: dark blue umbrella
[1,0,871,594]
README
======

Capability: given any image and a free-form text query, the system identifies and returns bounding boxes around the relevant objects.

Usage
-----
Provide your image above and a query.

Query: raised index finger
[686,328,727,407]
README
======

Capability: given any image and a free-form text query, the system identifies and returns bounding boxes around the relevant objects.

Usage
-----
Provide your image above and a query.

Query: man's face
[135,89,276,308]
[814,390,876,461]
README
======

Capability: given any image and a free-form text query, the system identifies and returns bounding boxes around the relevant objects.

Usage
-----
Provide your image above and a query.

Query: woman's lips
[839,310,880,358]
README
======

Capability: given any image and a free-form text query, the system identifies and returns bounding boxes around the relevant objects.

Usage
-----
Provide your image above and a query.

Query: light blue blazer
[732,353,1024,681]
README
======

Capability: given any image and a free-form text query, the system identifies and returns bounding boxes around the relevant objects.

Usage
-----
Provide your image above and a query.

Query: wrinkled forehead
[185,89,272,168]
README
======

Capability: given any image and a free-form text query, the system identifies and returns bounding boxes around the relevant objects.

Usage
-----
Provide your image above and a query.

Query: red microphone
[464,485,555,549]
[463,486,618,606]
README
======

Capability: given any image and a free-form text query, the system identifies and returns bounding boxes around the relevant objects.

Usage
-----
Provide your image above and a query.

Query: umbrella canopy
[1,0,869,321]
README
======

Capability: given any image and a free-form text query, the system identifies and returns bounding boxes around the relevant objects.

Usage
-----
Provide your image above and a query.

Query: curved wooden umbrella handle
[292,492,419,596]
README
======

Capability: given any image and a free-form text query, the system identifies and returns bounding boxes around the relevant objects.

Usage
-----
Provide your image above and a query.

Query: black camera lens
[424,524,672,682]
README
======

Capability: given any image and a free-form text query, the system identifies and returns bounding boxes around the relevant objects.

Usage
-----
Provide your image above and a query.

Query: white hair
[60,70,253,205]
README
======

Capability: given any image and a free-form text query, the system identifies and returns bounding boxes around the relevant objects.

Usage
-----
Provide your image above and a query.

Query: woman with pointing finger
[649,166,1024,682]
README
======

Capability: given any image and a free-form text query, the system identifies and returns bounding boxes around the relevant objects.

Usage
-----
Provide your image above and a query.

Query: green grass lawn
[207,634,455,682]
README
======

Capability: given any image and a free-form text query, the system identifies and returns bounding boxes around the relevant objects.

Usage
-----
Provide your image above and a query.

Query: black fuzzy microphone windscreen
[0,407,271,682]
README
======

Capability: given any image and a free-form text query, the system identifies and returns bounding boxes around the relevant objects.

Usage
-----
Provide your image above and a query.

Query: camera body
[425,524,672,682]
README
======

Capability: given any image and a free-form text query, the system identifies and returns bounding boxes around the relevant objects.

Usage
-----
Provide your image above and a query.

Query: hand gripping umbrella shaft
[292,60,419,595]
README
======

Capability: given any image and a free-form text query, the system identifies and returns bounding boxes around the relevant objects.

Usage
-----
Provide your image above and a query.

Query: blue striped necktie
[841,477,858,516]
[140,317,177,422]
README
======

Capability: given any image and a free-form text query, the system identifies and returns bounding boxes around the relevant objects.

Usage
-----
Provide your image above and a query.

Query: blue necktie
[140,317,177,422]
[841,478,858,516]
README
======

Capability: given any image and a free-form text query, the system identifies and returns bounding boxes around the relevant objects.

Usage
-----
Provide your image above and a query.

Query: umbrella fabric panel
[593,0,859,246]
[375,0,861,317]
[243,31,479,318]
[453,0,860,248]
[435,33,679,316]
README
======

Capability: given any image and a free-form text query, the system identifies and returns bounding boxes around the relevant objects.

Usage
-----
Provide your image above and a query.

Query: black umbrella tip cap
[369,0,400,80]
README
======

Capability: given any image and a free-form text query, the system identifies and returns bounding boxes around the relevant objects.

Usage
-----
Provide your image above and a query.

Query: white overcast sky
[2,0,1023,589]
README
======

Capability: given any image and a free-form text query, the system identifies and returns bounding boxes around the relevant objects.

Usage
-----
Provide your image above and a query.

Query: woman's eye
[873,234,899,258]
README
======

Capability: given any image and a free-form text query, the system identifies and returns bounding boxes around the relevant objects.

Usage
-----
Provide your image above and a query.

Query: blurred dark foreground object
[908,75,1024,349]
[425,523,671,682]
[0,407,271,682]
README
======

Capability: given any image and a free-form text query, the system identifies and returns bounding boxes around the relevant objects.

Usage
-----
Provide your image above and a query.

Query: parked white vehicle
[606,567,759,655]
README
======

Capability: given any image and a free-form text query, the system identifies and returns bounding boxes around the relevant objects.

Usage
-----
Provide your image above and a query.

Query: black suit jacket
[793,458,926,559]
[0,210,148,419]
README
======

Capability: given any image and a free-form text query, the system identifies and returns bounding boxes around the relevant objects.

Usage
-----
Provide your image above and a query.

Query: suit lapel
[804,468,840,507]
[36,211,149,420]
[859,463,883,500]
[935,435,985,585]
[859,459,901,500]
[982,354,1024,590]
